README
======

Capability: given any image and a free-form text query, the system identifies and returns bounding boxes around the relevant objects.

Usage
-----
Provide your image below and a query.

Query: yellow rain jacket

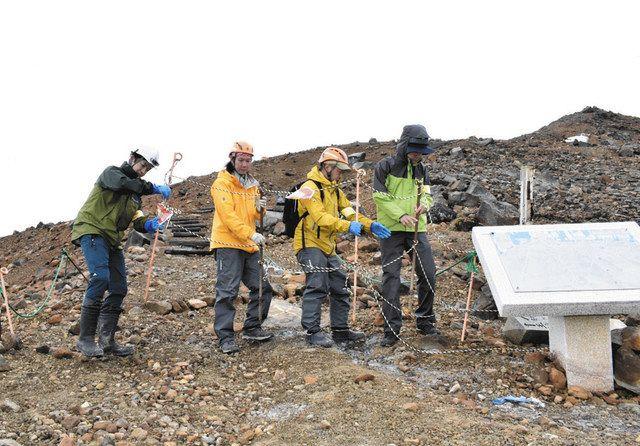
[210,169,262,253]
[294,166,373,255]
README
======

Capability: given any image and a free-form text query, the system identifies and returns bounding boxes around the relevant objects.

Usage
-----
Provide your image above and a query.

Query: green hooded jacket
[373,125,434,232]
[71,163,154,249]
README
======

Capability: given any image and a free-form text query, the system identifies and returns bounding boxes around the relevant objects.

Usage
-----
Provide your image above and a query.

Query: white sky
[1,1,639,236]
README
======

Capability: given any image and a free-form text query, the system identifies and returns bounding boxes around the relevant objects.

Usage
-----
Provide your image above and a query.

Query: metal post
[519,165,535,225]
[258,189,265,323]
[351,170,364,324]
[409,180,423,294]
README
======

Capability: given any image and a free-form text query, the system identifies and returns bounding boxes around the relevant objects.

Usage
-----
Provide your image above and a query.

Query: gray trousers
[297,248,350,334]
[380,232,436,336]
[214,248,273,343]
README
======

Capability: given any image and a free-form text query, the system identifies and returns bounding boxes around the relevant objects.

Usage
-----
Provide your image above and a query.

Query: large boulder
[348,152,366,164]
[614,347,640,394]
[262,211,284,232]
[125,230,155,248]
[429,186,457,223]
[143,301,173,315]
[476,200,519,226]
[446,181,518,226]
[625,313,640,327]
[352,161,376,170]
[471,284,499,320]
[502,316,549,345]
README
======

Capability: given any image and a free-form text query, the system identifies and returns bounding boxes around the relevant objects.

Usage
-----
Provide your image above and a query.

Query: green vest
[72,164,151,249]
[373,163,434,233]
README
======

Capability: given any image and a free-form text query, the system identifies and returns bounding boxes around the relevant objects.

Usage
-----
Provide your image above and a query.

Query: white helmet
[131,147,160,167]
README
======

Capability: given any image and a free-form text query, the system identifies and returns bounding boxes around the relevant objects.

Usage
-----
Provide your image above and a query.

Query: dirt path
[1,248,639,445]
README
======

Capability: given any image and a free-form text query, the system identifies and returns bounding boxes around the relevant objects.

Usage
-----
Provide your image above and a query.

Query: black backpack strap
[311,180,327,239]
[300,210,309,249]
[311,180,325,203]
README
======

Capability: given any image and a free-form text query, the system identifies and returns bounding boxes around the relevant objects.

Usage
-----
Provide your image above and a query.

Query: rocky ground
[1,107,640,445]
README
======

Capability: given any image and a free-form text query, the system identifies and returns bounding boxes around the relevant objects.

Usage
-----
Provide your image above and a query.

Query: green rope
[1,251,69,319]
[435,250,477,277]
[465,251,479,274]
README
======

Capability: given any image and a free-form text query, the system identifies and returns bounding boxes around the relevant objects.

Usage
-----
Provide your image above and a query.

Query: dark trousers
[214,248,273,343]
[380,232,436,336]
[297,248,350,334]
[80,234,127,312]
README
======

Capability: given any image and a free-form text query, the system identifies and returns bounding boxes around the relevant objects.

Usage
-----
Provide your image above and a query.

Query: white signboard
[473,222,640,316]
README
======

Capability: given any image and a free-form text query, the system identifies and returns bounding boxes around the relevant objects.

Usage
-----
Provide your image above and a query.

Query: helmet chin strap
[321,163,336,180]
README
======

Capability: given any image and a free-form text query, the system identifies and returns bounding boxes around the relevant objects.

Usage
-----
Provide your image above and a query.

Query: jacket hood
[219,169,259,190]
[121,162,140,179]
[395,124,431,160]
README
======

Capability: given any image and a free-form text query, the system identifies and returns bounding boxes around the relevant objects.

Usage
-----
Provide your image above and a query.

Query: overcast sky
[1,1,639,236]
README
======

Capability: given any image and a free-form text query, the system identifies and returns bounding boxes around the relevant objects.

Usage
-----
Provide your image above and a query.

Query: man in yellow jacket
[210,142,274,354]
[294,147,391,347]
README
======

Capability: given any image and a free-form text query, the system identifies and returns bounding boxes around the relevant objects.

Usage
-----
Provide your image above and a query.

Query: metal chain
[369,287,542,356]
[363,183,420,201]
[171,174,357,197]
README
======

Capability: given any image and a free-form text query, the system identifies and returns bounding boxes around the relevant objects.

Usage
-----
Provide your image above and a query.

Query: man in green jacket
[71,148,171,357]
[373,125,438,347]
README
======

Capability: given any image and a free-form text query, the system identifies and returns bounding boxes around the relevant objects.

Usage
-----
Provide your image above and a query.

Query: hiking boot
[0,355,10,372]
[306,331,334,348]
[417,324,441,336]
[76,303,104,358]
[380,333,399,347]
[332,329,366,344]
[243,327,274,342]
[98,307,134,357]
[220,338,240,354]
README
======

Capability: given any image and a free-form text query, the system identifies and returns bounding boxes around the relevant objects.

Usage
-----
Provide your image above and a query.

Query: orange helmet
[229,141,254,157]
[318,147,351,170]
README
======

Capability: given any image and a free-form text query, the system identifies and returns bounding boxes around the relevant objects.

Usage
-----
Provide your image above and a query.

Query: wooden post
[519,165,535,225]
[409,180,423,295]
[0,267,16,338]
[350,170,363,324]
[143,231,160,303]
[460,257,476,342]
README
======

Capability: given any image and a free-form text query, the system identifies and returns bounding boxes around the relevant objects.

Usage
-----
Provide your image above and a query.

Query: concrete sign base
[549,315,614,392]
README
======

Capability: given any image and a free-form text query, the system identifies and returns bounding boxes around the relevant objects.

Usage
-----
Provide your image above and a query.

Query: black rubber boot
[220,338,240,354]
[242,327,274,342]
[306,331,334,348]
[380,333,400,347]
[98,307,134,356]
[332,329,366,344]
[417,323,441,336]
[76,304,104,357]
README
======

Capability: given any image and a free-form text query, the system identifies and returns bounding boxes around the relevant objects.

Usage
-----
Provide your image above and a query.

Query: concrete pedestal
[548,315,614,392]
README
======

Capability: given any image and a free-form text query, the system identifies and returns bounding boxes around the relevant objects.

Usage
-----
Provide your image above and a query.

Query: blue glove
[144,217,166,233]
[152,184,171,200]
[348,221,363,236]
[371,221,391,239]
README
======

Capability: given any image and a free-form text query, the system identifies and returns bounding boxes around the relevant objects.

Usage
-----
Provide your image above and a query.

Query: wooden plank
[167,239,209,248]
[164,247,214,256]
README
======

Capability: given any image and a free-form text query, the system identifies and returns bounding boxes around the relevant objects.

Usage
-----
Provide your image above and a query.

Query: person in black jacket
[71,148,171,357]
